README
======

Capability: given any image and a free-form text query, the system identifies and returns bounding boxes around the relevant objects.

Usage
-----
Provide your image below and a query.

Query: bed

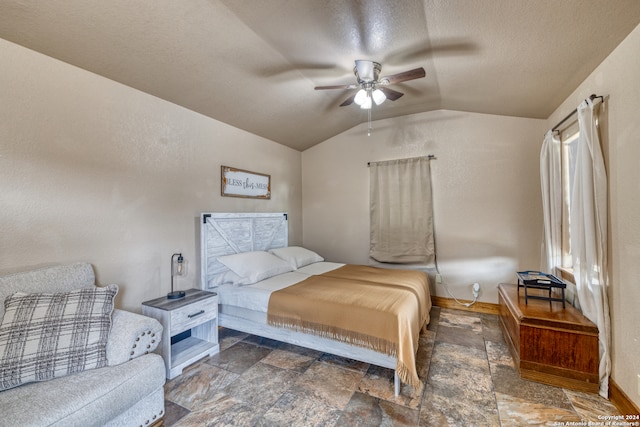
[199,212,431,396]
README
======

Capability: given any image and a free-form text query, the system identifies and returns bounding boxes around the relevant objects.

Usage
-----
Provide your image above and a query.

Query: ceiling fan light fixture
[315,60,427,137]
[360,95,372,109]
[372,88,386,105]
[354,60,381,83]
[354,89,367,106]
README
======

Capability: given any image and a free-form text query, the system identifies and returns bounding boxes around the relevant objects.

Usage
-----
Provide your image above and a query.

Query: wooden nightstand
[142,289,219,379]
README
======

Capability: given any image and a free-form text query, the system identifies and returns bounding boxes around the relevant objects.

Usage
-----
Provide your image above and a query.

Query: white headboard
[200,212,288,290]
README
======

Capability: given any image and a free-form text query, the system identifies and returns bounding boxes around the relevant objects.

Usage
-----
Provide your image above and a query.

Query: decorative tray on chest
[516,270,566,308]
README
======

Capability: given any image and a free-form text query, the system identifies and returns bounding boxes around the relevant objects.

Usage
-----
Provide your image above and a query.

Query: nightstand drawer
[170,297,217,336]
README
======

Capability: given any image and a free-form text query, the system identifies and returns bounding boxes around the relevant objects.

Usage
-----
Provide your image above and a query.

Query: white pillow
[269,246,324,270]
[208,269,248,288]
[217,251,293,285]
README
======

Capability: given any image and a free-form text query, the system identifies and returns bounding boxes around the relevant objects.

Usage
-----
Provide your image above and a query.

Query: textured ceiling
[1,0,639,151]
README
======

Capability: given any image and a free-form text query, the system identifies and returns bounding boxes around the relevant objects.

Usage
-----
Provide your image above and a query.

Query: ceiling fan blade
[379,67,426,85]
[315,84,358,90]
[256,62,339,78]
[384,39,478,64]
[378,87,404,101]
[339,94,356,107]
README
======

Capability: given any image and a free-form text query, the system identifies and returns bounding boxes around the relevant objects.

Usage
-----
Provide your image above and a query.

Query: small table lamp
[168,252,186,299]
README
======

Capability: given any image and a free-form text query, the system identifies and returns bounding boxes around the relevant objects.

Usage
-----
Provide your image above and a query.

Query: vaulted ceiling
[1,1,640,151]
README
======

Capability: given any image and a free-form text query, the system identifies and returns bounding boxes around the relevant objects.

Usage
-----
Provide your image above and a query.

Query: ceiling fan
[314,60,426,109]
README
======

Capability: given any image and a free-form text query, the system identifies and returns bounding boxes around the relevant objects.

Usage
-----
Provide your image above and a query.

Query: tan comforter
[267,264,431,393]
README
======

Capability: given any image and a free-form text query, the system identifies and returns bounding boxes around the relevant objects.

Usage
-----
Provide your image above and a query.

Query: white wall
[0,38,302,312]
[302,110,545,303]
[545,23,640,409]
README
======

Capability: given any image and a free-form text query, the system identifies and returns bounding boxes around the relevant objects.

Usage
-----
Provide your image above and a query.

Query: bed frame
[200,212,401,395]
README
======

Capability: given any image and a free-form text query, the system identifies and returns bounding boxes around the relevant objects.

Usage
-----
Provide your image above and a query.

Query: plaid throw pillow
[0,285,117,391]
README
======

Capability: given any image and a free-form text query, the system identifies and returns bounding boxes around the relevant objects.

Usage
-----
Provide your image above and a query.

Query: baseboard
[431,295,500,315]
[610,378,640,415]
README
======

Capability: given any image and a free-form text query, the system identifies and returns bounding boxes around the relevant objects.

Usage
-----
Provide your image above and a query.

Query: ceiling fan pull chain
[367,108,372,136]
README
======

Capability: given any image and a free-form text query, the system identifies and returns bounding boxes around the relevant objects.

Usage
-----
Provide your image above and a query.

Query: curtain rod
[551,94,604,133]
[367,154,435,167]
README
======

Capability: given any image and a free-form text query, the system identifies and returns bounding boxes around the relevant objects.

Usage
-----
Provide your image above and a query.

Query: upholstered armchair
[0,263,166,427]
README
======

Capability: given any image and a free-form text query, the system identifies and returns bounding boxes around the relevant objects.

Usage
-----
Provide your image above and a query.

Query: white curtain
[369,157,435,264]
[540,130,563,273]
[572,98,611,398]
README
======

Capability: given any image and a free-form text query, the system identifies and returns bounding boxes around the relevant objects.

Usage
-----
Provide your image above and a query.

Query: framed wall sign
[221,166,271,199]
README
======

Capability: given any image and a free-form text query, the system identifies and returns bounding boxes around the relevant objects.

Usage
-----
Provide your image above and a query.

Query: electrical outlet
[435,274,443,284]
[473,282,480,298]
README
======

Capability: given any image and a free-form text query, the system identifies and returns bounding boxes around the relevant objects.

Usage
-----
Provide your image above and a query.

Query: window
[559,121,579,278]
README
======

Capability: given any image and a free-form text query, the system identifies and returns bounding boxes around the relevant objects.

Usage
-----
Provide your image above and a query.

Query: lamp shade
[354,89,367,106]
[372,88,386,105]
[173,254,186,276]
[360,95,372,109]
[168,253,186,299]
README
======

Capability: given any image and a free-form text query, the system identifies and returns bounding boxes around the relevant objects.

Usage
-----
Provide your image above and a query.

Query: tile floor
[163,307,620,426]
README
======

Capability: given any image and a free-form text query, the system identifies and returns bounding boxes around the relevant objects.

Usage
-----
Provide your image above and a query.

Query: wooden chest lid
[498,283,598,335]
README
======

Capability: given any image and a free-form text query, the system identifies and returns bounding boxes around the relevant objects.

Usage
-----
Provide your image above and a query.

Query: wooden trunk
[498,283,599,393]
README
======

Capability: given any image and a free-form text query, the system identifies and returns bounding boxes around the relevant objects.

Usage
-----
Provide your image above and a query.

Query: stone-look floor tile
[416,329,436,380]
[430,341,490,375]
[163,400,190,426]
[564,389,621,421]
[179,356,213,375]
[483,328,505,344]
[163,321,616,426]
[173,391,261,427]
[425,339,498,425]
[258,391,342,427]
[490,363,574,410]
[294,360,365,409]
[419,389,500,426]
[485,339,515,368]
[427,360,495,407]
[218,327,249,352]
[358,364,422,409]
[205,341,272,374]
[222,362,300,413]
[278,342,324,358]
[242,334,284,349]
[417,394,451,427]
[426,306,440,332]
[495,391,583,426]
[338,391,420,427]
[435,324,486,350]
[482,315,506,343]
[438,310,483,333]
[261,348,316,373]
[165,363,238,411]
[319,353,370,373]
